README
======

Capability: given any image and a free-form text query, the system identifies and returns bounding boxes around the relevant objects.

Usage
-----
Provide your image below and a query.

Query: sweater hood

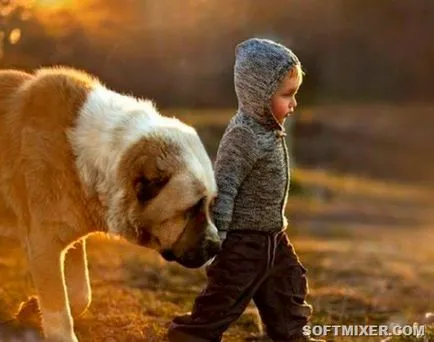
[234,38,300,133]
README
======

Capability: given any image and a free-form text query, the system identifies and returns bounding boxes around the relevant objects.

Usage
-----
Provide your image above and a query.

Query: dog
[0,67,221,341]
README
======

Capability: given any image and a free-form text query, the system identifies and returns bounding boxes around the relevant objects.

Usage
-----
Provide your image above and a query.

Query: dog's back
[0,67,100,239]
[0,70,33,236]
[0,69,32,117]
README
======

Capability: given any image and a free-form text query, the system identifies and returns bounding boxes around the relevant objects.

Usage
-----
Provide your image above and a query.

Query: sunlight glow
[32,0,79,11]
[9,28,22,45]
[29,0,100,38]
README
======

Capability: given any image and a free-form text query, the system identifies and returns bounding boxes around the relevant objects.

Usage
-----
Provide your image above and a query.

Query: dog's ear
[118,136,180,203]
[134,176,169,203]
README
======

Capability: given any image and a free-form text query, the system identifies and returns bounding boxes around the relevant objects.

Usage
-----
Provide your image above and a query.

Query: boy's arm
[212,125,261,233]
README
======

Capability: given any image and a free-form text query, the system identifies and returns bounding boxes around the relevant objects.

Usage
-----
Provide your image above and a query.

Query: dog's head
[113,120,220,268]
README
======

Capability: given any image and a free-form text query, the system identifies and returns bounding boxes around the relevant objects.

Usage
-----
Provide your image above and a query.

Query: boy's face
[270,71,302,125]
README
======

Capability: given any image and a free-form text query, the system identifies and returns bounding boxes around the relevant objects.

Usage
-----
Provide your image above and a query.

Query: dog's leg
[0,194,17,237]
[65,239,91,317]
[26,233,78,342]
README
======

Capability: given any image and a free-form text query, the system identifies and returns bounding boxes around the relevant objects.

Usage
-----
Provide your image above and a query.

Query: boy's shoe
[294,336,326,342]
[168,318,221,342]
[168,327,212,342]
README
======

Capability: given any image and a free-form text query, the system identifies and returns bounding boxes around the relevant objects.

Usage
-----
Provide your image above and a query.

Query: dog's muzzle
[161,237,221,268]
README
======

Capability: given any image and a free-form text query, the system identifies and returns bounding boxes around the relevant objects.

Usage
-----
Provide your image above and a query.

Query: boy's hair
[287,63,304,83]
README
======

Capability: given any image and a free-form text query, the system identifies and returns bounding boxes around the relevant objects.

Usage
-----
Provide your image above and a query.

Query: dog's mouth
[139,214,221,268]
[160,236,221,269]
[161,249,176,262]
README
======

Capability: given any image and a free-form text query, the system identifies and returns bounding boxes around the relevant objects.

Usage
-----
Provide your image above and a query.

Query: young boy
[168,38,324,342]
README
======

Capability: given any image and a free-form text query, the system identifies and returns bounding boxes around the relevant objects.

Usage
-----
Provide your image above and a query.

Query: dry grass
[1,225,433,341]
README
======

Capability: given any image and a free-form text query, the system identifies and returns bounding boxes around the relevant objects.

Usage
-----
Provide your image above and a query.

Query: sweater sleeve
[212,125,261,231]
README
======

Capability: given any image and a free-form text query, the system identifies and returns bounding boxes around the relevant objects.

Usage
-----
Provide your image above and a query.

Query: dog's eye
[135,176,168,203]
[191,197,204,214]
[185,197,205,220]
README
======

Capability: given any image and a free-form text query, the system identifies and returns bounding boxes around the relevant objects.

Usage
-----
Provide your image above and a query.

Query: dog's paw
[15,296,41,329]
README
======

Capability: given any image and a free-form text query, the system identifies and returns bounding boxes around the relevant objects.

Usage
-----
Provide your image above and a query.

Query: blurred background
[2,0,434,106]
[0,1,433,341]
[2,0,434,183]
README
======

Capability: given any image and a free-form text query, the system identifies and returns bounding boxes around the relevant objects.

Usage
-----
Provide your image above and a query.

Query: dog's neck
[67,85,161,233]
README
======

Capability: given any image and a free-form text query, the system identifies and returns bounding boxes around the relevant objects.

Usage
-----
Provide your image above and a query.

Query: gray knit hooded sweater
[213,38,301,234]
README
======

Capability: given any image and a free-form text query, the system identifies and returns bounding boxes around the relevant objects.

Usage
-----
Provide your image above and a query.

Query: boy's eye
[283,90,296,97]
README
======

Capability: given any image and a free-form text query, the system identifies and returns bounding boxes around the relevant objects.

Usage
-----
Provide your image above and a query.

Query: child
[168,38,324,342]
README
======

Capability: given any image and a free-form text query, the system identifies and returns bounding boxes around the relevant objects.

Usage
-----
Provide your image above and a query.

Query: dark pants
[168,230,313,342]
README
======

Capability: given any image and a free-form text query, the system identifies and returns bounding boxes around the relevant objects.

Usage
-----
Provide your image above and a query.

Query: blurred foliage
[0,0,434,107]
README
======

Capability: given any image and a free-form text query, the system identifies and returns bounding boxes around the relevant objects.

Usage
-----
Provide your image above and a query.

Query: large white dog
[0,67,220,341]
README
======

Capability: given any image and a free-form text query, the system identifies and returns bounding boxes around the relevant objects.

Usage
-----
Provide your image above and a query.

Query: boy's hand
[204,230,228,269]
[218,231,227,242]
[203,231,226,269]
[212,217,229,241]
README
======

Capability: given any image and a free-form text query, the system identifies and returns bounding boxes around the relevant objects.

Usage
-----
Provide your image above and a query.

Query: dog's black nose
[206,238,222,258]
[161,249,176,262]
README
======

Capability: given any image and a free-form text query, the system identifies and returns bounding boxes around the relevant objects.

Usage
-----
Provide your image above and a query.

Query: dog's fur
[0,67,220,341]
